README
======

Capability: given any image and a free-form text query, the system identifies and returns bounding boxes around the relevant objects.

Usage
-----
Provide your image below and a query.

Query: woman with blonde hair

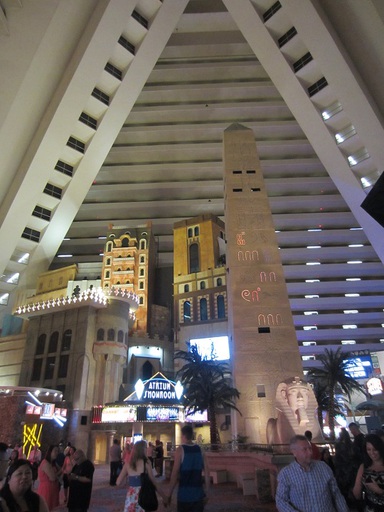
[116,440,165,512]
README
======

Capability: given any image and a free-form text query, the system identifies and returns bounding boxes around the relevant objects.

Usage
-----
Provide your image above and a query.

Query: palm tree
[308,348,365,440]
[310,378,344,434]
[174,345,241,446]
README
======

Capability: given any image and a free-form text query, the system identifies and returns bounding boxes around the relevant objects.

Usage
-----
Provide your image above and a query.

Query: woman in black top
[0,459,49,512]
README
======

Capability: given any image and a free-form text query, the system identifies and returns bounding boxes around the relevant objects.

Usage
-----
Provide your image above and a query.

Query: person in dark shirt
[349,422,366,512]
[67,450,94,512]
[55,443,65,468]
[334,427,355,505]
[154,440,164,477]
[349,422,365,467]
[109,439,121,486]
[166,425,210,512]
[304,430,321,460]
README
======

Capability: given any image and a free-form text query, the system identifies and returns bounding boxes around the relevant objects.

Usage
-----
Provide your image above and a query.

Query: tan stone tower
[173,215,228,375]
[223,124,304,443]
[101,223,156,335]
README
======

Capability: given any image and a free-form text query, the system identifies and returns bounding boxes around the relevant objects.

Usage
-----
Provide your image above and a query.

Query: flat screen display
[101,406,137,423]
[40,403,55,419]
[146,406,181,422]
[184,409,208,422]
[189,335,230,361]
[343,355,373,379]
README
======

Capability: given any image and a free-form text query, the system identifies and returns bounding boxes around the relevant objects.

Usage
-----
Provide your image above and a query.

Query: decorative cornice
[108,286,140,306]
[15,287,139,317]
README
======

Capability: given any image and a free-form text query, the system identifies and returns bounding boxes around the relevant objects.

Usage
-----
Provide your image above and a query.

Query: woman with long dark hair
[353,433,384,511]
[36,446,61,511]
[0,459,49,512]
[334,427,355,503]
[116,440,165,512]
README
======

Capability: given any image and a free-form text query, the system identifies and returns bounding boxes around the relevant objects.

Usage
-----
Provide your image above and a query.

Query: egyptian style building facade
[1,146,319,452]
[2,225,175,457]
[101,224,157,336]
[15,268,138,452]
[173,214,228,354]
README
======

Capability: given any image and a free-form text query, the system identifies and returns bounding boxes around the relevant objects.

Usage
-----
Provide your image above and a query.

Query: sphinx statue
[266,376,323,444]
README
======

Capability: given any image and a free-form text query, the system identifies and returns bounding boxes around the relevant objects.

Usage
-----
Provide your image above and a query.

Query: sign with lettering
[132,372,183,404]
[102,406,137,423]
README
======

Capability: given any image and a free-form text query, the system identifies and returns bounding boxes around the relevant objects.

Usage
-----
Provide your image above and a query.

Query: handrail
[167,441,335,455]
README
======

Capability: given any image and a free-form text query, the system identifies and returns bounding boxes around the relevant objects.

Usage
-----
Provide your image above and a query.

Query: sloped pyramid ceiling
[0,0,384,353]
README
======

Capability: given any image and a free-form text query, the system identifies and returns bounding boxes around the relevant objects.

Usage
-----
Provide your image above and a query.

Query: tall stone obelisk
[223,124,304,443]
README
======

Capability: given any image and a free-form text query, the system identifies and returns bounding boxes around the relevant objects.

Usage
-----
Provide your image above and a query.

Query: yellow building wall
[36,265,77,295]
[13,265,78,312]
[173,214,225,287]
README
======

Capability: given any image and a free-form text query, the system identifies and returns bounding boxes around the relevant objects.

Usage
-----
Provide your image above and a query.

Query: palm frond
[174,346,241,444]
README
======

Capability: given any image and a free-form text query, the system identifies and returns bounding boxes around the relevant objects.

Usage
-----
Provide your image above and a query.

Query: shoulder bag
[138,461,158,512]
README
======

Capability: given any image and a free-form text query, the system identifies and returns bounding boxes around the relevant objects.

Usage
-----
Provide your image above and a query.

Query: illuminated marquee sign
[134,374,183,404]
[146,406,182,422]
[25,392,67,427]
[26,403,68,419]
[102,406,137,423]
[94,373,192,424]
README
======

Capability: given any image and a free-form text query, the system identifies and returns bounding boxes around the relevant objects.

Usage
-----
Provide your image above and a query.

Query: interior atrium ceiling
[1,0,384,359]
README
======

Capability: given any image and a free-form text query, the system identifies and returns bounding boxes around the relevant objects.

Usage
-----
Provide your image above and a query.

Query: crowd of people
[108,438,166,487]
[113,426,209,512]
[3,423,384,512]
[276,424,384,512]
[1,433,205,512]
[0,441,94,512]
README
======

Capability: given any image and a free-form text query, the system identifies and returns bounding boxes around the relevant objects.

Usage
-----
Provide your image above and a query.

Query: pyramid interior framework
[1,0,384,366]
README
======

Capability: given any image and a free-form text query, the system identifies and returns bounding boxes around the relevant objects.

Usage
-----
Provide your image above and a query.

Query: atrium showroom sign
[95,373,192,424]
[134,374,183,402]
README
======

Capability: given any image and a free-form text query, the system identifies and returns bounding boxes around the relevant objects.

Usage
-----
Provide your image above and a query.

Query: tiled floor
[55,464,278,512]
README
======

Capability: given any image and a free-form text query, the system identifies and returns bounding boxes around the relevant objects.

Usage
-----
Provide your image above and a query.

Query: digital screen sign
[344,355,373,379]
[184,409,208,422]
[189,336,230,361]
[101,406,137,423]
[40,403,55,419]
[55,408,67,418]
[146,406,182,422]
[367,377,383,396]
[26,405,42,415]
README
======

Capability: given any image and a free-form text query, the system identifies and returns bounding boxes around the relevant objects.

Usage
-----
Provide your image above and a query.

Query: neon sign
[133,373,183,403]
[25,391,67,427]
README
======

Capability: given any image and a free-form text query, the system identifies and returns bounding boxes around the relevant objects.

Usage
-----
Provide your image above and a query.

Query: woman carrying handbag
[116,440,166,512]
